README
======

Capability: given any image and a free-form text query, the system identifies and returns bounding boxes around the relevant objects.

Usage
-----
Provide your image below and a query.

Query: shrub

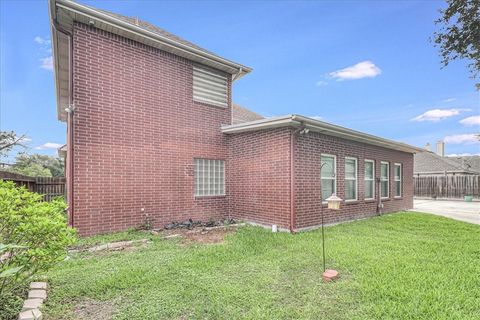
[0,180,76,319]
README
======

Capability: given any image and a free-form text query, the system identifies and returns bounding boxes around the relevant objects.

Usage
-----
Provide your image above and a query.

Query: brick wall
[227,128,292,229]
[294,132,414,229]
[70,23,414,236]
[227,128,413,231]
[72,23,231,235]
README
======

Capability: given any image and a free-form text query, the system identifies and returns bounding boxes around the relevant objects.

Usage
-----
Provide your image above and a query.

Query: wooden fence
[0,171,65,201]
[414,175,480,199]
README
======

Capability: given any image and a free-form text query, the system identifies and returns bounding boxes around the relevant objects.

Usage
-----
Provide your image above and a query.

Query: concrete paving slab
[413,199,480,224]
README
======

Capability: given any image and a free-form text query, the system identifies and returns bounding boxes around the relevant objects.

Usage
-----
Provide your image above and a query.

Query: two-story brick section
[50,0,421,236]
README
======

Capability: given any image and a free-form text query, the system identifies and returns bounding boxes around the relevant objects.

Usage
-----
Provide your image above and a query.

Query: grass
[42,212,480,320]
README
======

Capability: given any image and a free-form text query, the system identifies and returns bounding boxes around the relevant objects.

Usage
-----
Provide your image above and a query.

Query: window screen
[321,155,336,201]
[394,163,402,197]
[381,162,389,198]
[364,160,375,199]
[345,157,357,200]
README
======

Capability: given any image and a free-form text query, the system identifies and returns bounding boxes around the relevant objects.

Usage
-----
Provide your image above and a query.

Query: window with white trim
[394,163,402,198]
[345,157,357,201]
[364,160,375,200]
[193,65,228,108]
[380,161,389,198]
[321,154,336,201]
[194,159,225,196]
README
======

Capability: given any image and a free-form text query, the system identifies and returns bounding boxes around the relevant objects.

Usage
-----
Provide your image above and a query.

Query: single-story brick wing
[49,0,421,236]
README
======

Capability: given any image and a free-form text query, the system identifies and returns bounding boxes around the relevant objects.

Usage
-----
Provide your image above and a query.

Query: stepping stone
[28,290,47,300]
[30,282,47,290]
[322,269,339,282]
[18,309,42,320]
[22,299,43,311]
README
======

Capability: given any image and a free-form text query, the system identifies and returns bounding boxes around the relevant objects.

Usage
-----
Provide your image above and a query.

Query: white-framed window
[345,157,358,201]
[193,65,228,108]
[394,163,402,198]
[364,159,375,200]
[380,161,389,198]
[194,159,225,196]
[321,154,336,202]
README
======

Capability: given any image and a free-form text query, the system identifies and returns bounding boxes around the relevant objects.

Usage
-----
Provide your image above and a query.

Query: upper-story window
[321,154,336,201]
[345,157,358,201]
[193,65,228,108]
[380,161,389,198]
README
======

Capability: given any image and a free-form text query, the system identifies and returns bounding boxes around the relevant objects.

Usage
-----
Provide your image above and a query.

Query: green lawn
[42,212,480,320]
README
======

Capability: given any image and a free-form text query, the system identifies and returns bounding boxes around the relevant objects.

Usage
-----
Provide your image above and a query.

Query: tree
[0,131,25,157]
[433,0,480,88]
[9,153,65,177]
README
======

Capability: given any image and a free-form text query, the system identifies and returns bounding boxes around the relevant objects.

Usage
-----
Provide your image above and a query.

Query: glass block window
[380,161,389,198]
[345,157,358,201]
[394,163,402,198]
[321,154,336,201]
[194,159,225,196]
[364,160,375,199]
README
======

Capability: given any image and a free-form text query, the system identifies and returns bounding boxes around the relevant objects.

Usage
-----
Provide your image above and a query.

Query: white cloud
[34,36,50,45]
[410,108,470,122]
[316,80,328,87]
[35,142,63,150]
[34,36,53,71]
[444,134,479,145]
[329,61,381,81]
[40,56,53,71]
[446,153,480,157]
[442,98,456,103]
[460,115,480,126]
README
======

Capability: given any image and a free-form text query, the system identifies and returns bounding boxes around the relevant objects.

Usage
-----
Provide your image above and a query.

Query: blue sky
[1,0,479,160]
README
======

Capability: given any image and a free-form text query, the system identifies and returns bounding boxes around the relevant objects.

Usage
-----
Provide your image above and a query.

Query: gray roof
[94,8,217,58]
[232,104,264,124]
[414,151,480,174]
[447,156,480,173]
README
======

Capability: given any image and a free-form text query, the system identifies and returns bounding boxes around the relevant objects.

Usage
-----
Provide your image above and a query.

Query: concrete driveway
[413,199,480,225]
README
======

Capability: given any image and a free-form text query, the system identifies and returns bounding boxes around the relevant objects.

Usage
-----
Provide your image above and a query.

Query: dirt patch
[182,228,234,244]
[157,225,240,245]
[74,298,118,320]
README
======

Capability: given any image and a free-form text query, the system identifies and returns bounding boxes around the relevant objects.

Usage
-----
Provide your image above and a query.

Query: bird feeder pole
[320,161,342,281]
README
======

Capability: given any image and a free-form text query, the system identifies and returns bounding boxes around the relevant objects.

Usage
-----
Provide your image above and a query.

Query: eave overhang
[49,0,252,122]
[222,115,424,154]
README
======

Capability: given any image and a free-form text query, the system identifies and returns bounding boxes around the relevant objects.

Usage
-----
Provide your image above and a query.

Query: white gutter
[222,114,423,154]
[55,0,251,79]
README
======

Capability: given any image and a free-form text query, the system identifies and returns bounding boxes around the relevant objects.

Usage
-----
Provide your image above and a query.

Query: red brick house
[50,0,420,236]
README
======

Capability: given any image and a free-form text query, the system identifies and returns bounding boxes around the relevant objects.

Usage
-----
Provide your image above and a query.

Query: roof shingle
[232,104,264,124]
[414,151,480,174]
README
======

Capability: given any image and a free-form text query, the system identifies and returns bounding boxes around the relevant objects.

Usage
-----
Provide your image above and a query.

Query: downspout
[65,105,75,226]
[230,68,242,125]
[290,125,304,233]
[52,19,75,226]
[231,67,243,82]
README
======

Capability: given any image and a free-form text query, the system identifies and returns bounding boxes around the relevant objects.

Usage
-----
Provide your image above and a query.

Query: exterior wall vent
[193,65,228,108]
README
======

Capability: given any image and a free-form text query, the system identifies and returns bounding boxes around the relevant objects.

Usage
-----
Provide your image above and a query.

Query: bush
[0,180,76,319]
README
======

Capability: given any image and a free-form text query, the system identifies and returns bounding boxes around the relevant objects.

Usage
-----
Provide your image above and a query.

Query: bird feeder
[326,193,342,210]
